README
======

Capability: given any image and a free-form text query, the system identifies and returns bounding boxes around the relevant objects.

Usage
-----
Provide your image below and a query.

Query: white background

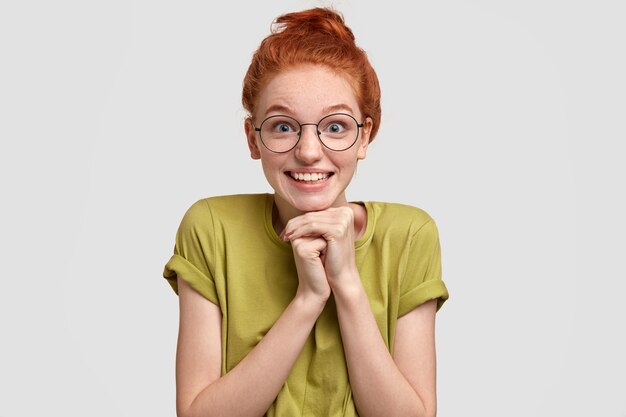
[1,0,625,415]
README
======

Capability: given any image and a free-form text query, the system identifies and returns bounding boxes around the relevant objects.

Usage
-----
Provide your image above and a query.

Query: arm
[175,276,326,417]
[333,281,438,417]
[282,207,440,417]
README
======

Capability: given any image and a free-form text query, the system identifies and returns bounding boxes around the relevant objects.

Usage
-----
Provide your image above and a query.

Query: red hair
[242,8,382,141]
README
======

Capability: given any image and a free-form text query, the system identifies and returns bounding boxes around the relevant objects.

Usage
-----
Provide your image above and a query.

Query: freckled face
[245,65,372,216]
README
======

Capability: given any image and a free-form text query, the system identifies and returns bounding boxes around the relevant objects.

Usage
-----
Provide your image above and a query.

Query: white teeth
[290,172,329,182]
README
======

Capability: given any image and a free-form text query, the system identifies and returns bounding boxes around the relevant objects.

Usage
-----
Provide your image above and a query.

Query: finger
[285,210,354,241]
[286,220,348,242]
[291,236,327,258]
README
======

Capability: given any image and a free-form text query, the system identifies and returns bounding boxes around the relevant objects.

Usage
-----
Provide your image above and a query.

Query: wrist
[293,290,328,316]
[329,270,364,302]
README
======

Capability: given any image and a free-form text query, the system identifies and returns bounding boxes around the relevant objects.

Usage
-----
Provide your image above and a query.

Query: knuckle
[336,207,352,221]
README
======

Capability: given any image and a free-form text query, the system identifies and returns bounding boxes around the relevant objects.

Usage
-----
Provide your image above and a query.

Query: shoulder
[182,194,269,219]
[367,201,437,237]
[179,194,270,235]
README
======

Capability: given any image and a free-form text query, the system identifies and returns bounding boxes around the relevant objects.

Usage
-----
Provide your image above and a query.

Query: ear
[244,117,261,160]
[357,117,373,160]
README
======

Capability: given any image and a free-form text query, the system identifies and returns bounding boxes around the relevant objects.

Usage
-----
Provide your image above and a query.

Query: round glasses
[254,113,364,153]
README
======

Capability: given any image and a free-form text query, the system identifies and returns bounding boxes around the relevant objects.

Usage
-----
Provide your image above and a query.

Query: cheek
[334,153,359,172]
[259,159,274,180]
[259,154,285,178]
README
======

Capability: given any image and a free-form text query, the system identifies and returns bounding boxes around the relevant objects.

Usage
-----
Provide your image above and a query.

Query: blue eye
[277,123,294,133]
[328,123,344,133]
[320,116,351,136]
[268,120,298,134]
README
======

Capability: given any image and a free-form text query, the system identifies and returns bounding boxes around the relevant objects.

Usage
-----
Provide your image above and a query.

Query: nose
[294,124,323,163]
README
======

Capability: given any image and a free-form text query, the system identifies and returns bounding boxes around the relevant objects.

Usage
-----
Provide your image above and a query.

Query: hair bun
[271,7,355,43]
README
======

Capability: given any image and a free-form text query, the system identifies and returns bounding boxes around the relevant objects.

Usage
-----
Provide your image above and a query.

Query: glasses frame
[254,112,365,153]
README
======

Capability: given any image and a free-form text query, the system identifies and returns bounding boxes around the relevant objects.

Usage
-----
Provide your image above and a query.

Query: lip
[284,168,333,173]
[284,171,334,191]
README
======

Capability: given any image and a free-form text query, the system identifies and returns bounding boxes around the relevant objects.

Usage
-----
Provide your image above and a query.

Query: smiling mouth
[286,171,333,182]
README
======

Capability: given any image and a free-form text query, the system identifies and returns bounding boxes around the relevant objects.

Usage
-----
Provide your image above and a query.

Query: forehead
[256,64,360,119]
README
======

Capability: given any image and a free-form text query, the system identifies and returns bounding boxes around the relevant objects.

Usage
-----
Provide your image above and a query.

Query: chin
[288,194,337,213]
[296,202,332,213]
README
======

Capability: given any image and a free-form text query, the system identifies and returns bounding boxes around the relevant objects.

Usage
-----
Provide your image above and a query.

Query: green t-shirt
[163,193,449,416]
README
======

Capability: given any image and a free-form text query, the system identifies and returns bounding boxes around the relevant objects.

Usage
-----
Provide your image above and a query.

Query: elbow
[177,406,204,417]
[419,390,437,417]
[176,399,197,417]
[422,403,437,417]
[176,405,191,417]
[414,397,436,417]
[411,407,435,417]
[397,401,436,417]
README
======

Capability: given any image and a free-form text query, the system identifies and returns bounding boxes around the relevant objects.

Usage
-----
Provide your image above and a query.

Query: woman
[163,7,449,417]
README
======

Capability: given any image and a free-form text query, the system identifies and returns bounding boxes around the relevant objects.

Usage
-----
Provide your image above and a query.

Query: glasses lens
[260,115,300,152]
[318,113,359,151]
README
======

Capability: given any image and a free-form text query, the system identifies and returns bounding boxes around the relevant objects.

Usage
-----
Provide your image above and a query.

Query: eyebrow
[264,104,295,115]
[262,103,356,118]
[322,103,355,114]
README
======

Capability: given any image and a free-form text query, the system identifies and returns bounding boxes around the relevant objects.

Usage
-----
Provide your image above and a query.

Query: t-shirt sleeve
[398,217,449,316]
[162,199,219,305]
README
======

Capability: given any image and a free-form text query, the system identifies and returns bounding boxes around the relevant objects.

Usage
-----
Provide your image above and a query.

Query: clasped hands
[279,206,360,305]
